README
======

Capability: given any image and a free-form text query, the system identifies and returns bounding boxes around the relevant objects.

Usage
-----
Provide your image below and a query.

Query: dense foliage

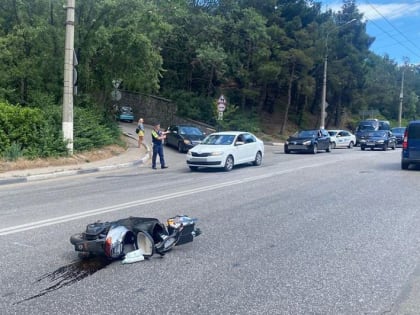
[0,101,122,160]
[0,0,419,156]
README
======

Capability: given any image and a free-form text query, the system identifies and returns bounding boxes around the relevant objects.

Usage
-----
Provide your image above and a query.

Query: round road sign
[111,90,122,101]
[217,103,226,112]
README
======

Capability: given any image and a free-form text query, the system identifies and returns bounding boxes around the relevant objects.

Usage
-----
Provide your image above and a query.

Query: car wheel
[382,144,388,151]
[284,145,290,154]
[371,147,374,150]
[189,166,198,171]
[326,143,331,153]
[224,155,234,171]
[348,141,354,149]
[402,161,409,170]
[253,151,262,166]
[361,146,365,151]
[392,142,396,150]
[178,142,184,153]
[312,144,317,154]
[331,142,336,149]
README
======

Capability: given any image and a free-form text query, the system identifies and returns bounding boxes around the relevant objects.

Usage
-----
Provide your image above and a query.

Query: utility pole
[321,52,328,129]
[63,0,75,154]
[398,68,405,127]
[320,19,356,129]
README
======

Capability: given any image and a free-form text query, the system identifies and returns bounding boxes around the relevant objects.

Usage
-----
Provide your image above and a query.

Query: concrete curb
[24,155,150,183]
[0,132,277,186]
[0,133,151,186]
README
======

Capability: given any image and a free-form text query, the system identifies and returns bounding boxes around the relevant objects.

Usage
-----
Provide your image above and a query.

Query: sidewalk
[0,132,150,186]
[0,126,283,186]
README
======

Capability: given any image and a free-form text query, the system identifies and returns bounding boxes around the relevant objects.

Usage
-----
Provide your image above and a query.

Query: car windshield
[179,127,203,136]
[120,106,132,113]
[295,130,317,138]
[392,127,405,134]
[369,131,386,137]
[202,134,235,145]
[359,124,376,131]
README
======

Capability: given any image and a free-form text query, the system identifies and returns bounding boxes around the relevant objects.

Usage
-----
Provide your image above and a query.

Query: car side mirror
[236,141,244,146]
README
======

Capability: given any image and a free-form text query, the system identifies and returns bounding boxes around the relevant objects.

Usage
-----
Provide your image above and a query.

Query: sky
[323,0,420,65]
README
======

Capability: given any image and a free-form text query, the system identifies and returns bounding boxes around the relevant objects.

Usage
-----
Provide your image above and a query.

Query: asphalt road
[1,144,420,314]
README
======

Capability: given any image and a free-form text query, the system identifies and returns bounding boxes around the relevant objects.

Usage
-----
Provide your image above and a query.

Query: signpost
[216,94,227,131]
[111,79,122,101]
[217,94,226,121]
[111,90,122,101]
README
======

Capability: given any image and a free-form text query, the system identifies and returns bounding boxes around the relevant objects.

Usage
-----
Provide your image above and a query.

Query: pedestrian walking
[137,118,145,148]
[151,122,169,169]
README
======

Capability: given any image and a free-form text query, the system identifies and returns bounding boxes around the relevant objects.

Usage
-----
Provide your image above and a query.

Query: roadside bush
[215,104,261,133]
[3,142,23,161]
[0,102,46,158]
[74,106,121,151]
[0,101,122,160]
[164,90,261,132]
[164,90,214,124]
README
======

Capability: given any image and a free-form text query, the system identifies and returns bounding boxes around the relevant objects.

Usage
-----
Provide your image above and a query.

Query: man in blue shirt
[151,122,169,169]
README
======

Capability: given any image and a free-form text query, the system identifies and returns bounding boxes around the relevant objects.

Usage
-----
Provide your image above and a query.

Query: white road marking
[0,161,334,236]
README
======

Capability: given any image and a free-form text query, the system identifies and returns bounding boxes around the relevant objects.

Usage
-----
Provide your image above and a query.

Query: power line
[363,0,420,61]
[365,0,420,50]
[366,18,420,55]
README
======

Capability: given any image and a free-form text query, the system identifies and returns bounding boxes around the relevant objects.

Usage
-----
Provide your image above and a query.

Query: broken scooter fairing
[70,215,201,261]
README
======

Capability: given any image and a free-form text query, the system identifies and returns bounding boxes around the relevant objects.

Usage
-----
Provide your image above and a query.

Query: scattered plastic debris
[122,249,145,264]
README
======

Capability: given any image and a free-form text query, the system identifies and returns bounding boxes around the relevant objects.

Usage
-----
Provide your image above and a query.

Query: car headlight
[303,140,311,146]
[377,140,384,144]
[187,150,192,156]
[210,151,224,156]
[360,139,366,143]
[285,141,289,145]
[184,139,191,145]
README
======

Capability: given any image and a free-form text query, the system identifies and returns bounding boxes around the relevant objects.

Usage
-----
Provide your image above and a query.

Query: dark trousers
[152,144,165,168]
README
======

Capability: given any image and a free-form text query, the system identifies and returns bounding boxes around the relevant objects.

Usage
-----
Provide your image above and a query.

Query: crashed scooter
[70,215,201,262]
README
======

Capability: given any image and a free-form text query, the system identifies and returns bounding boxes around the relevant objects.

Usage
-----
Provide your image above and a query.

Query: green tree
[0,0,64,105]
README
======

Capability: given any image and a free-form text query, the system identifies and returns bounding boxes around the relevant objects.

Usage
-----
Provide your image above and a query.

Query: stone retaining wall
[116,90,215,134]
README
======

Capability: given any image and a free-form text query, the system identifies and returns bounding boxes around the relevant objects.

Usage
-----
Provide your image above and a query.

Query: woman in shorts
[137,118,145,148]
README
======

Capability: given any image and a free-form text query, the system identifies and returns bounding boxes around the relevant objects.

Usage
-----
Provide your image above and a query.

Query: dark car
[401,121,420,169]
[116,105,134,123]
[359,130,396,151]
[284,129,331,154]
[165,125,206,153]
[355,119,390,146]
[391,127,406,146]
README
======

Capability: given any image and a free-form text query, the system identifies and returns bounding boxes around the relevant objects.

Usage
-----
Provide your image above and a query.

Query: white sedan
[186,131,264,171]
[328,129,356,149]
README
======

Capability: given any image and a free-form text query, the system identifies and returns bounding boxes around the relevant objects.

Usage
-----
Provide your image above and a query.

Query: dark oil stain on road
[14,256,112,305]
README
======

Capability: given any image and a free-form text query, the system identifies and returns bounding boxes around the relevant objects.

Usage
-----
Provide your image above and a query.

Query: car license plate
[191,157,206,162]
